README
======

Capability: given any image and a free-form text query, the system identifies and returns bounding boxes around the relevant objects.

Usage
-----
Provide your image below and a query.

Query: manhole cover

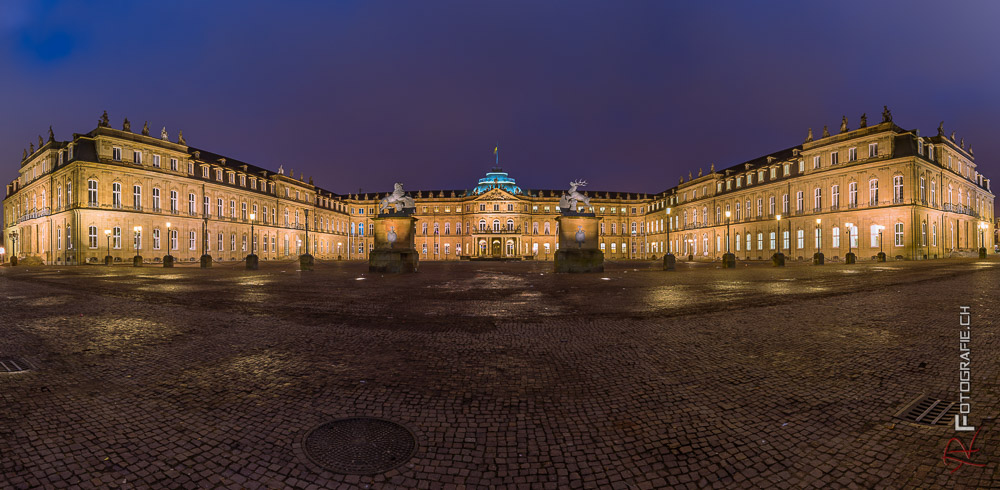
[0,358,32,373]
[303,417,417,475]
[895,395,959,426]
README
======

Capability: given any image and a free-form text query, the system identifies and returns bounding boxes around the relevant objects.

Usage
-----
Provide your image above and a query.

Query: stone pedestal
[980,247,987,259]
[772,252,785,267]
[200,254,213,268]
[299,254,314,271]
[246,254,259,270]
[369,212,419,273]
[876,252,886,262]
[163,255,174,268]
[554,213,603,273]
[813,252,824,265]
[133,255,143,267]
[662,253,676,271]
[845,252,856,264]
[104,255,112,266]
[369,249,419,273]
[722,252,736,268]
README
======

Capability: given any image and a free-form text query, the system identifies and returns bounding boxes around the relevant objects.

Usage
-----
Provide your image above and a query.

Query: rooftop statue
[805,128,813,142]
[123,118,131,132]
[37,135,43,148]
[558,179,591,212]
[822,125,830,138]
[161,127,168,140]
[950,131,956,142]
[710,163,715,172]
[178,130,186,145]
[938,121,945,136]
[99,110,110,128]
[29,142,34,153]
[698,168,703,177]
[882,105,892,123]
[142,121,150,136]
[840,116,848,133]
[22,148,27,161]
[277,165,284,175]
[47,126,54,142]
[379,182,416,213]
[860,113,867,128]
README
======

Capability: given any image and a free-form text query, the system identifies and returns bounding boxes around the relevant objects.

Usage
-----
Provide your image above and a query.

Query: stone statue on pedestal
[882,105,892,123]
[840,116,848,133]
[178,130,186,145]
[142,121,150,136]
[860,113,867,128]
[822,126,830,138]
[123,118,131,132]
[378,182,416,213]
[559,180,591,212]
[805,128,813,142]
[161,127,168,140]
[99,111,110,128]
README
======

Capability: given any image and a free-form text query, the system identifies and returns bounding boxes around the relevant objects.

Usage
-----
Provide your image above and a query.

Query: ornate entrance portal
[491,239,502,257]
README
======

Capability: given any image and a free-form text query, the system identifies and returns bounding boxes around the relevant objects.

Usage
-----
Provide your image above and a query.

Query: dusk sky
[3,1,1000,198]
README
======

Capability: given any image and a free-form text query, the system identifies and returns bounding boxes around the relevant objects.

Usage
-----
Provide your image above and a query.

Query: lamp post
[300,209,313,270]
[246,212,259,269]
[133,225,142,266]
[773,215,784,266]
[7,230,17,266]
[813,218,824,265]
[875,224,886,262]
[845,222,855,264]
[163,222,174,267]
[722,210,735,268]
[979,221,988,258]
[663,207,675,270]
[104,229,112,265]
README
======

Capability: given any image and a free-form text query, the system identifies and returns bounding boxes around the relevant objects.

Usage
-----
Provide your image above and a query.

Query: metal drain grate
[895,395,959,426]
[303,417,417,475]
[0,358,32,373]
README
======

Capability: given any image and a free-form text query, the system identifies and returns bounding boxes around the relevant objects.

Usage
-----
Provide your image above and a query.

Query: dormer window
[848,147,857,161]
[201,166,209,178]
[112,147,122,161]
[917,139,924,155]
[68,145,74,160]
[228,172,235,184]
[133,150,142,164]
[58,151,63,165]
[216,169,223,181]
[868,142,878,158]
[783,164,790,176]
[170,158,178,171]
[250,178,256,189]
[240,175,246,186]
[153,154,161,168]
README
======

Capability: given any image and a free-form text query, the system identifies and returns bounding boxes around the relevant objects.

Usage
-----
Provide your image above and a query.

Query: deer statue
[562,179,591,212]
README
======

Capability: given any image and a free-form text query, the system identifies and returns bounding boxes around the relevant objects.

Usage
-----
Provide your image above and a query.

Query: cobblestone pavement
[0,258,997,489]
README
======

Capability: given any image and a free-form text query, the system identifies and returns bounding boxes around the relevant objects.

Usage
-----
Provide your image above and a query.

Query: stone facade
[4,117,995,264]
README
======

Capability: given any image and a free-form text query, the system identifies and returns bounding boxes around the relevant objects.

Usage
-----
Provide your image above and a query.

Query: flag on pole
[494,145,498,155]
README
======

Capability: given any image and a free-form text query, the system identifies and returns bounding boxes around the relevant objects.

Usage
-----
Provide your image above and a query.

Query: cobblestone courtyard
[0,259,997,489]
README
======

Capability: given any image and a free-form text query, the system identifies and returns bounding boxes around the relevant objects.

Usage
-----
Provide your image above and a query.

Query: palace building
[3,111,995,265]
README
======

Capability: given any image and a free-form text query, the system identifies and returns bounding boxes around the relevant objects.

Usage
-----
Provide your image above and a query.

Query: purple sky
[3,1,1000,199]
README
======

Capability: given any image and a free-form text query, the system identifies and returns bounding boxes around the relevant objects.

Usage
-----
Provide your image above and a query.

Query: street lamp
[249,213,256,254]
[133,225,142,266]
[813,218,823,265]
[665,207,672,255]
[8,230,18,265]
[845,222,855,264]
[874,224,886,261]
[104,229,112,265]
[979,221,988,258]
[725,210,731,252]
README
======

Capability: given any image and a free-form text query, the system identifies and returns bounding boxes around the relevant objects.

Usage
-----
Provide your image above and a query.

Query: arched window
[492,219,500,231]
[433,223,439,235]
[479,219,486,231]
[544,222,551,235]
[444,223,451,235]
[112,182,122,208]
[506,219,514,230]
[869,179,879,206]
